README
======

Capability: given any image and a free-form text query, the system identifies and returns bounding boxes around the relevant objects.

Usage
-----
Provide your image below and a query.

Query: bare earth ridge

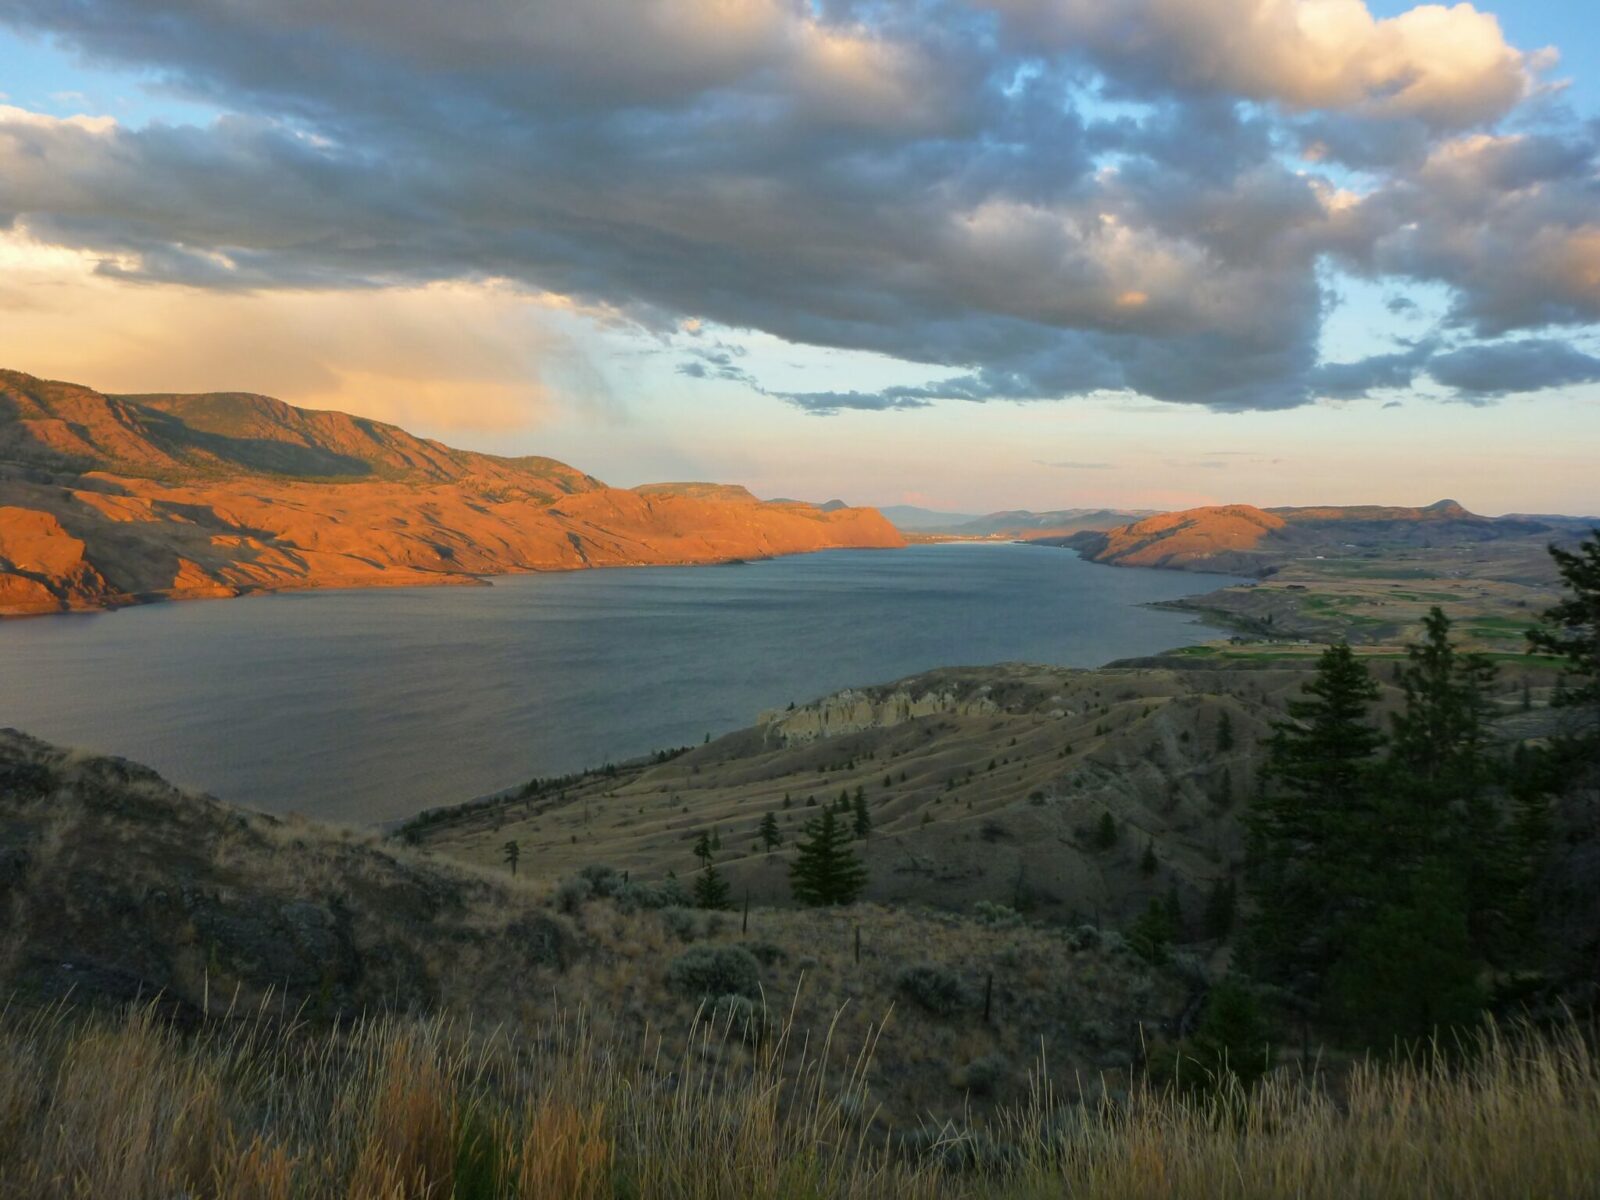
[0,369,904,615]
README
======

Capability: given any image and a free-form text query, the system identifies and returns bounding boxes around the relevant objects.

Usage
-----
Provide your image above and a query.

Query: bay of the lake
[0,543,1242,823]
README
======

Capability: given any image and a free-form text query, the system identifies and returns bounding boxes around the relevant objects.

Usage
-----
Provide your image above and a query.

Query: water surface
[0,544,1240,823]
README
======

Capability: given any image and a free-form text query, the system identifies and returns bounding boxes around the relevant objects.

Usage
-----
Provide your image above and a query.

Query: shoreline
[0,541,906,621]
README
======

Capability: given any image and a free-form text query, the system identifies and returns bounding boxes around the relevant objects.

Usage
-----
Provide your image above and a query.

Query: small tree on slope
[789,808,867,906]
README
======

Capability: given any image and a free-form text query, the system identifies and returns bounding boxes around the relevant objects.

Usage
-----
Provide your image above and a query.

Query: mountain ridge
[1064,500,1556,574]
[0,369,904,615]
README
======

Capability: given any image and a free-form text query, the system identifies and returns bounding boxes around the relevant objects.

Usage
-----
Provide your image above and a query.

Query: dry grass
[1,999,1595,1200]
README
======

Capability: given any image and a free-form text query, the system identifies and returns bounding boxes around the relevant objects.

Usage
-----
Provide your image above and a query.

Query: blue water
[0,543,1240,823]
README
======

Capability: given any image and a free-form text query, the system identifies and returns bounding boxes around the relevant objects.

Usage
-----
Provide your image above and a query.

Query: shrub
[554,875,594,915]
[896,965,969,1016]
[741,940,787,966]
[659,907,699,942]
[666,946,762,1000]
[708,993,770,1044]
[1065,925,1101,951]
[577,864,625,898]
[972,901,1023,929]
[950,1053,1009,1097]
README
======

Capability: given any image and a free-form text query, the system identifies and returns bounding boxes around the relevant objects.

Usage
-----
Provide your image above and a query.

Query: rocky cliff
[0,369,904,615]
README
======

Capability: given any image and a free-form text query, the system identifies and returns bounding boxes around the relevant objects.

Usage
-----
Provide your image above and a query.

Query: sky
[0,1,1597,516]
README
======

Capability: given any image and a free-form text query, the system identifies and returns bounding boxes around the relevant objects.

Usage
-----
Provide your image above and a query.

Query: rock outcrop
[0,369,905,615]
[759,684,1003,744]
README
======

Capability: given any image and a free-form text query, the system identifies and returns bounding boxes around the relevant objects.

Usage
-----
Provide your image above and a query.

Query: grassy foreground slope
[3,989,1597,1197]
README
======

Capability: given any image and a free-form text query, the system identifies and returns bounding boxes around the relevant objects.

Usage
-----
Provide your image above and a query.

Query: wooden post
[983,973,993,1023]
[854,924,861,965]
[742,890,750,934]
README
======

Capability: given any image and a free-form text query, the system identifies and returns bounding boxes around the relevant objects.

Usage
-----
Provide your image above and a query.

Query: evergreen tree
[758,811,781,852]
[852,789,871,839]
[1093,811,1118,850]
[1166,977,1271,1093]
[692,829,713,868]
[1140,840,1158,875]
[1384,607,1510,962]
[1216,710,1235,753]
[1387,607,1498,816]
[1202,878,1237,939]
[789,809,867,906]
[1525,530,1600,981]
[1129,897,1178,964]
[1244,642,1383,1001]
[1527,531,1600,718]
[1327,865,1481,1046]
[501,840,520,876]
[693,861,732,910]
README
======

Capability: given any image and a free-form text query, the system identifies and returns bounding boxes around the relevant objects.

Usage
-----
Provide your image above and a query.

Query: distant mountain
[877,504,984,531]
[881,504,1153,536]
[0,369,903,616]
[1067,500,1555,575]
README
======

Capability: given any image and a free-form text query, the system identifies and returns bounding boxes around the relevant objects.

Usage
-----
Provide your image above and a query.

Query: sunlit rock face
[760,685,1002,744]
[0,369,905,615]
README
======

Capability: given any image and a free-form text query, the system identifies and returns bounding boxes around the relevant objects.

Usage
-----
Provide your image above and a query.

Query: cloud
[1309,338,1437,399]
[1427,338,1600,398]
[0,230,599,431]
[990,0,1537,127]
[1037,459,1114,469]
[1165,459,1229,469]
[0,0,1593,417]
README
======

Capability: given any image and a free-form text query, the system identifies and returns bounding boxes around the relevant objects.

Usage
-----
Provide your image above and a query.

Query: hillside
[1064,499,1555,576]
[1062,496,1561,576]
[0,370,904,615]
[0,726,1199,1128]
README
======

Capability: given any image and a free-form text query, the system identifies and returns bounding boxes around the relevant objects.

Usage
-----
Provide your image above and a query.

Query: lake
[0,543,1241,824]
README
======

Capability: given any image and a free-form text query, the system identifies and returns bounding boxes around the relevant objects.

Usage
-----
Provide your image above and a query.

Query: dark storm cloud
[1427,339,1600,399]
[1308,338,1437,399]
[0,0,1595,413]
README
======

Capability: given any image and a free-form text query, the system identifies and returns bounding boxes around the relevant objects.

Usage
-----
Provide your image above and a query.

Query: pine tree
[1525,530,1600,981]
[1216,710,1235,753]
[852,790,871,839]
[501,840,520,876]
[1528,531,1600,716]
[693,829,713,868]
[1140,840,1158,876]
[1093,811,1118,850]
[759,811,781,851]
[1129,897,1178,964]
[1327,865,1481,1045]
[693,861,732,910]
[1244,642,1383,1001]
[1202,878,1237,939]
[789,809,867,906]
[1387,607,1498,816]
[1384,607,1509,962]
